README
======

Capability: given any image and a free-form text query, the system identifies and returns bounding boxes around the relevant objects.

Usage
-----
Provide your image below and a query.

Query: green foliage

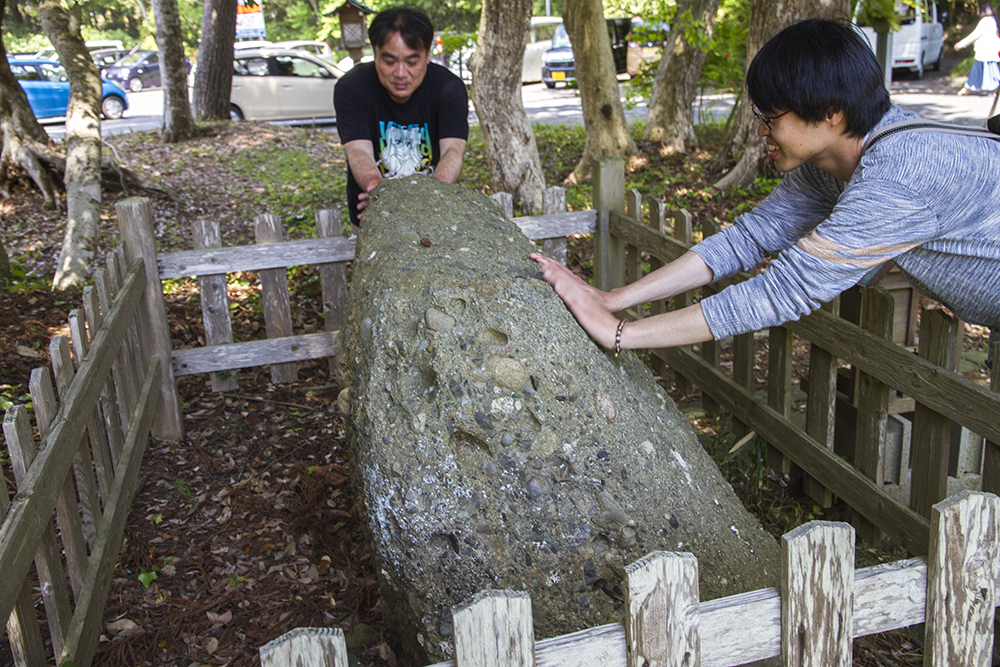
[952,55,976,78]
[173,478,197,504]
[1,261,50,294]
[853,0,902,31]
[138,566,159,588]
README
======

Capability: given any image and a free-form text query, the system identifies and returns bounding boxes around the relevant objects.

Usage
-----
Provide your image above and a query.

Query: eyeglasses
[752,105,791,130]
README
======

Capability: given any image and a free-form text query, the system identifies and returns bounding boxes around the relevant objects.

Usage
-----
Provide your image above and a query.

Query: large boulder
[336,176,779,665]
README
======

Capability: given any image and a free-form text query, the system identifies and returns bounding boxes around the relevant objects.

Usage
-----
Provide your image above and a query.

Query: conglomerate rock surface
[336,175,779,665]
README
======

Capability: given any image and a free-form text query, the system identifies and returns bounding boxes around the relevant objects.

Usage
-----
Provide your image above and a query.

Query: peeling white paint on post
[924,491,1000,666]
[452,590,534,667]
[259,627,348,667]
[625,551,700,667]
[781,521,854,666]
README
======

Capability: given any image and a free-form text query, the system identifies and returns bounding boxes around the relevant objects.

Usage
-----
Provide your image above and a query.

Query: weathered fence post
[781,521,854,666]
[593,157,625,292]
[854,287,894,544]
[671,209,694,398]
[625,551,700,667]
[491,191,514,218]
[116,197,184,439]
[452,590,534,667]
[255,214,299,383]
[259,627,349,667]
[316,209,348,378]
[699,219,722,418]
[982,341,1000,495]
[910,309,958,518]
[193,219,238,392]
[766,324,793,475]
[542,186,568,265]
[924,491,1000,666]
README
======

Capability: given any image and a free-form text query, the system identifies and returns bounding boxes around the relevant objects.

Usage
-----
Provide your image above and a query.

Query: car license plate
[553,71,565,80]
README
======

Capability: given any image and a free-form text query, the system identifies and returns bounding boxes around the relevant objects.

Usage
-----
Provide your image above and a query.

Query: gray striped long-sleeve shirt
[692,104,1000,339]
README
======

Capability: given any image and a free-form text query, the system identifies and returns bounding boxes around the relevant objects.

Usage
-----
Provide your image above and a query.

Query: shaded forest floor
[1,119,991,666]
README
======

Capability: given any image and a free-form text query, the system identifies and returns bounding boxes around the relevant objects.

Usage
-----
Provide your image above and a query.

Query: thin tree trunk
[564,0,636,183]
[0,237,10,281]
[38,0,104,289]
[193,0,237,120]
[643,0,720,152]
[151,0,195,142]
[713,0,851,190]
[469,0,546,215]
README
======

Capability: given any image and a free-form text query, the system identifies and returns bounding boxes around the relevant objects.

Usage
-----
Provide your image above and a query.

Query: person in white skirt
[956,3,1000,95]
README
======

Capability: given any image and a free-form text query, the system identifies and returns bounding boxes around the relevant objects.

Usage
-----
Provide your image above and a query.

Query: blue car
[8,58,129,120]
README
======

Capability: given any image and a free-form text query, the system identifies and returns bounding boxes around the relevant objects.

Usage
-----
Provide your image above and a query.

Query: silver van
[523,16,563,83]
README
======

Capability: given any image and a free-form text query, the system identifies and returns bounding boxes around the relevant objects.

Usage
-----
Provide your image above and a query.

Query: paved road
[43,60,1000,140]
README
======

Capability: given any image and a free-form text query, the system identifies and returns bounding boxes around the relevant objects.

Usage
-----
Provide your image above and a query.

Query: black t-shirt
[333,61,469,225]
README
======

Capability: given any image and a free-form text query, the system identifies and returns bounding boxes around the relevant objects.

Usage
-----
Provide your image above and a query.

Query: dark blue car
[7,58,129,120]
[102,50,191,92]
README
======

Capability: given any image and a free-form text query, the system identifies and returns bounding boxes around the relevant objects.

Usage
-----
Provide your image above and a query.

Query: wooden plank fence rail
[262,491,1000,667]
[1,256,161,667]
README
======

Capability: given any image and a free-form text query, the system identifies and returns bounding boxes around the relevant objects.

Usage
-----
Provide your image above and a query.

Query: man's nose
[756,121,769,137]
[394,62,407,76]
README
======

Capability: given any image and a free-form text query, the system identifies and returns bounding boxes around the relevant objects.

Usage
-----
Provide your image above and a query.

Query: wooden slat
[173,330,339,376]
[82,282,126,467]
[593,157,626,292]
[157,235,357,279]
[49,336,102,545]
[1,414,51,667]
[316,210,348,379]
[781,522,854,666]
[656,344,931,555]
[767,326,792,475]
[4,406,75,658]
[539,186,569,264]
[784,308,1000,445]
[981,343,1000,495]
[855,288,893,487]
[193,219,239,392]
[116,199,184,439]
[255,214,298,383]
[803,299,838,506]
[28,368,88,599]
[625,551,700,667]
[924,492,1000,666]
[513,210,596,242]
[452,590,533,667]
[909,311,957,518]
[58,358,160,667]
[0,262,144,626]
[260,627,349,667]
[95,267,138,424]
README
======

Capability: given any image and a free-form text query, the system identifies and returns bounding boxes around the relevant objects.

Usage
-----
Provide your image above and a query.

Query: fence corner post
[625,551,700,667]
[781,521,854,666]
[259,627,349,667]
[592,157,625,293]
[925,491,1000,667]
[115,197,184,440]
[452,590,534,667]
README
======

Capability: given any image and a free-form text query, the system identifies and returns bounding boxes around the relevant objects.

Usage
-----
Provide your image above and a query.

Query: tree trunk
[193,0,237,120]
[0,237,11,281]
[469,0,546,215]
[713,0,851,190]
[38,0,104,289]
[643,0,720,152]
[151,0,195,142]
[564,0,636,183]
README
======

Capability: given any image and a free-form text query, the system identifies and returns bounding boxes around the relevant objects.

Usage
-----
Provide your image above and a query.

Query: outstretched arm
[434,137,467,183]
[530,251,716,350]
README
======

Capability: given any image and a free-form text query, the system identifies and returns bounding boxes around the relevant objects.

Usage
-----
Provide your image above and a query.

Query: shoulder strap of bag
[863,116,1000,153]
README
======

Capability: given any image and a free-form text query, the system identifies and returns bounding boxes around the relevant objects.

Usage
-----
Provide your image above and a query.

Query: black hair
[980,3,996,17]
[368,6,434,53]
[746,18,891,138]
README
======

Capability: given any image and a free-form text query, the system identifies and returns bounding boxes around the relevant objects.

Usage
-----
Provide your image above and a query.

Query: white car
[523,17,562,83]
[273,40,335,60]
[230,48,343,121]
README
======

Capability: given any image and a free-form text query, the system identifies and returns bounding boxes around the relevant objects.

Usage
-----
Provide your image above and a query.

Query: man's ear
[826,107,847,129]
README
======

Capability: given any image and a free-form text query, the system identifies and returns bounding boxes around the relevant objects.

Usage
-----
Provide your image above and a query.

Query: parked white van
[523,16,563,83]
[859,0,945,79]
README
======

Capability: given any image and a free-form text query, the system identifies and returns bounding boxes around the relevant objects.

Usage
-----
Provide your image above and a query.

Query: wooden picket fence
[261,491,999,667]
[1,248,162,667]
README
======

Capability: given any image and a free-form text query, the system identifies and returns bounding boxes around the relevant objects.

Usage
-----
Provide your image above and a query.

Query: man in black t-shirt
[333,7,470,229]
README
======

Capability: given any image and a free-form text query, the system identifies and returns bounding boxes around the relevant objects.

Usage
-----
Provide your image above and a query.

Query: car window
[234,57,270,76]
[145,53,159,65]
[551,24,572,49]
[39,62,69,82]
[10,64,41,81]
[275,56,331,78]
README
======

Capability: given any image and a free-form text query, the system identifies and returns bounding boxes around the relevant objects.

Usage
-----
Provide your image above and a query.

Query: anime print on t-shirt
[377,121,433,179]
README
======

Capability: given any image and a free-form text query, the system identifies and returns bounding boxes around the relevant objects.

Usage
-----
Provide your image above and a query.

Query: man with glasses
[533,18,1000,367]
[334,6,469,231]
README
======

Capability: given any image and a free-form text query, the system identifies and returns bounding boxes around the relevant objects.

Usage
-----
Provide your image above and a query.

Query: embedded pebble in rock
[335,175,780,666]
